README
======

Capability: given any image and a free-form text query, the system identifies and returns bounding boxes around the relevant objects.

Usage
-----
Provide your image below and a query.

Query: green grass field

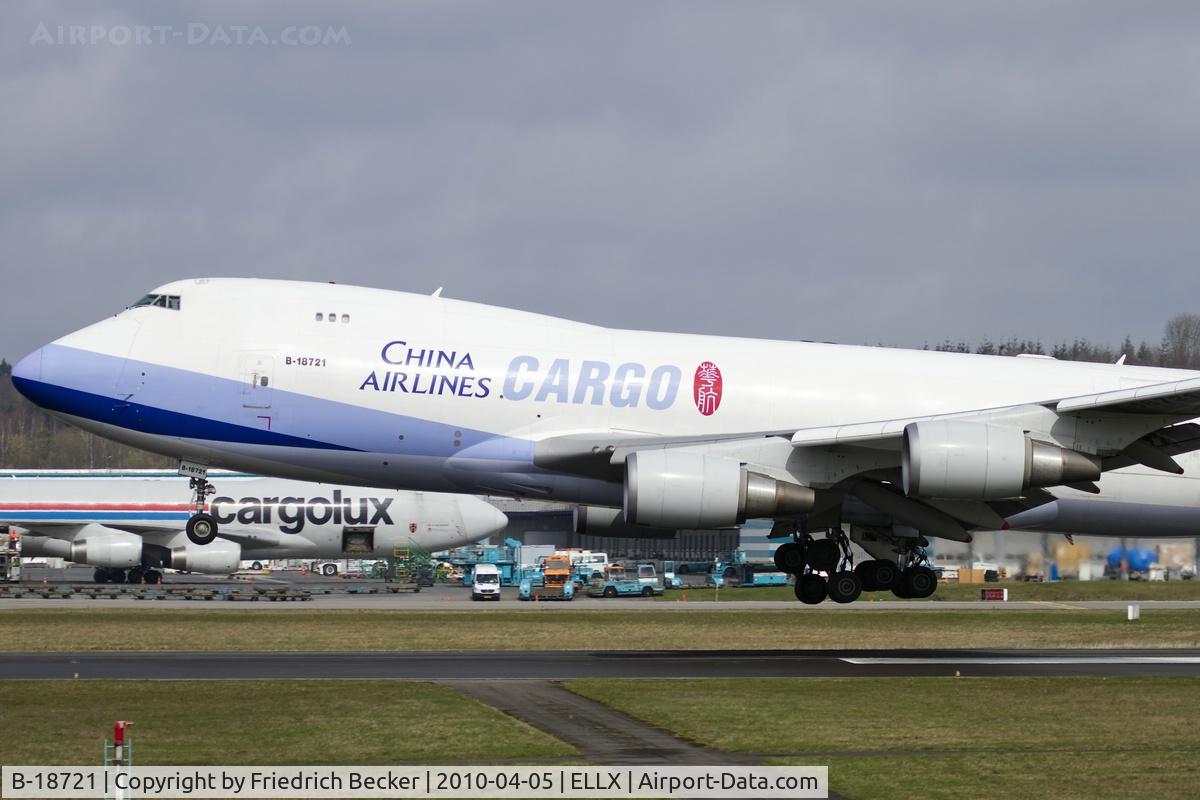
[657,578,1200,602]
[567,676,1200,800]
[0,680,573,764]
[2,607,1198,651]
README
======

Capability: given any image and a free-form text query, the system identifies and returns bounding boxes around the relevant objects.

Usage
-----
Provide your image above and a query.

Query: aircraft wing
[8,521,291,548]
[530,376,1200,539]
[4,520,184,539]
[788,377,1200,451]
[535,377,1200,477]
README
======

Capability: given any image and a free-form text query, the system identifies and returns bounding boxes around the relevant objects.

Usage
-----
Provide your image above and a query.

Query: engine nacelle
[573,506,679,539]
[902,420,1102,500]
[18,535,72,559]
[624,450,815,529]
[170,539,241,574]
[71,526,142,568]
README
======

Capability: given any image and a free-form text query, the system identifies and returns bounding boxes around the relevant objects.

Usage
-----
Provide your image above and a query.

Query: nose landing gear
[185,475,219,546]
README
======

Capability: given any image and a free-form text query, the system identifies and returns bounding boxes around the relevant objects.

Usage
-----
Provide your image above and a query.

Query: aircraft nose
[11,347,43,387]
[459,499,509,540]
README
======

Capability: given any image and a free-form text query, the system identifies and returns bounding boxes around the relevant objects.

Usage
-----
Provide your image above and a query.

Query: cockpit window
[131,294,181,310]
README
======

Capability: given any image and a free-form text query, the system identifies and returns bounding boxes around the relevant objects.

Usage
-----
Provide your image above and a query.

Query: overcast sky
[3,1,1200,362]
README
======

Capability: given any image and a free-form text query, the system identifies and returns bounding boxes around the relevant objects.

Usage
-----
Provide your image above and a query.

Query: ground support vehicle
[518,555,576,600]
[586,564,663,598]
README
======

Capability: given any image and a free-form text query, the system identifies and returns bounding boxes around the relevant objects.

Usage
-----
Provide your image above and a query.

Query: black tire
[145,570,163,585]
[807,538,839,574]
[774,542,805,574]
[828,571,863,604]
[794,574,828,605]
[126,568,144,585]
[93,568,109,584]
[603,586,618,598]
[322,564,338,576]
[251,561,263,571]
[641,586,654,597]
[903,566,938,598]
[854,560,879,591]
[185,513,218,545]
[873,560,901,591]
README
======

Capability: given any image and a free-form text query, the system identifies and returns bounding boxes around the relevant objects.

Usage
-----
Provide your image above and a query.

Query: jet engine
[70,526,142,568]
[624,450,815,529]
[170,539,241,574]
[902,420,1102,500]
[573,506,679,539]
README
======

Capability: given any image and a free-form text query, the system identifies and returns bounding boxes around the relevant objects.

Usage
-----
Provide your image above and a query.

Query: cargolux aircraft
[12,278,1200,602]
[0,470,507,583]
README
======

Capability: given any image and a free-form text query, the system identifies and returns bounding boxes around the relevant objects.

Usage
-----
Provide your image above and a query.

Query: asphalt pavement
[2,649,1197,680]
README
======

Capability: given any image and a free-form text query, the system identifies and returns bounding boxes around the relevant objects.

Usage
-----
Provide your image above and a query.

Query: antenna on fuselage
[431,287,444,298]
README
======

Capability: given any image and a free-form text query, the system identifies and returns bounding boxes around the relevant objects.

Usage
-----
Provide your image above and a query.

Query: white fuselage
[11,278,1200,535]
[0,471,507,571]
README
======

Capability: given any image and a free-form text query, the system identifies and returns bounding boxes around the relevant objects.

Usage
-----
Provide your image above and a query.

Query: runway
[3,649,1198,680]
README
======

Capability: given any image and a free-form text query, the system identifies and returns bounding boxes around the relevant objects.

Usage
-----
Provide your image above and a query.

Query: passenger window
[315,313,323,322]
[341,314,350,323]
[328,312,336,323]
[259,376,269,387]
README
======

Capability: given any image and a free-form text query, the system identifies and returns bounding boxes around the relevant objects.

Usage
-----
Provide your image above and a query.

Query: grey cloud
[3,1,1200,361]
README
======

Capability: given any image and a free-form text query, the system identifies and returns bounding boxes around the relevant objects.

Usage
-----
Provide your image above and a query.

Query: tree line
[2,312,1200,468]
[927,312,1200,369]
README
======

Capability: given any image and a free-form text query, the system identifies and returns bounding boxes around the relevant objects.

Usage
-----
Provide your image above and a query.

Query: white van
[471,563,502,601]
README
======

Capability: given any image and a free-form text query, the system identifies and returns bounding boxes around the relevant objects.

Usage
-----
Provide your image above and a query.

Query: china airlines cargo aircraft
[11,278,1200,603]
[0,470,507,584]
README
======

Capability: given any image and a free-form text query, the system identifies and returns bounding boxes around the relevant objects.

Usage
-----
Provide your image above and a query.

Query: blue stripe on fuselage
[13,344,535,463]
[13,376,357,451]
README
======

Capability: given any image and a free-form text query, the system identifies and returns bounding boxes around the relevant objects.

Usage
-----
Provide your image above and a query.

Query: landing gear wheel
[144,570,163,585]
[828,571,863,604]
[186,513,218,545]
[903,566,938,599]
[795,574,828,605]
[127,567,145,585]
[872,560,901,591]
[807,538,839,574]
[854,560,879,591]
[774,542,805,574]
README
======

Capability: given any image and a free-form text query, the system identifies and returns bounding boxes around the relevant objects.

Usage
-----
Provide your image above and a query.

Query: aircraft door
[341,527,375,554]
[238,352,275,409]
[111,318,145,400]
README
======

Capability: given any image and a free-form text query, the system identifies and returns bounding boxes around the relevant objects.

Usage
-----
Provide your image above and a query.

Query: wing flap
[1055,376,1200,415]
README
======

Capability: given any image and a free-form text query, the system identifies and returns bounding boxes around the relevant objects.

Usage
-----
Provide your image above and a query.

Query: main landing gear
[185,475,219,546]
[92,567,162,584]
[773,524,938,604]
